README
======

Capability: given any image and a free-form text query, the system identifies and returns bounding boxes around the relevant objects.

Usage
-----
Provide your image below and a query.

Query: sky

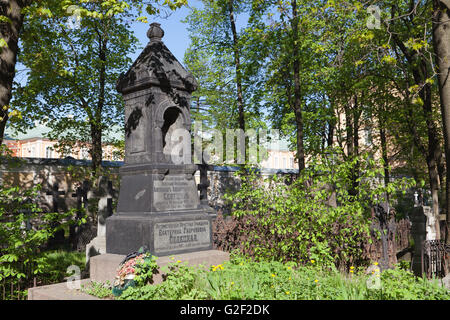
[13,1,201,87]
[130,0,249,64]
[130,5,193,63]
[130,0,209,64]
[9,0,254,133]
[14,0,251,85]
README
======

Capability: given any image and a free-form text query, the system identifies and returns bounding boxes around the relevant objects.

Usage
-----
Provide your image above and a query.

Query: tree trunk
[327,121,335,149]
[291,0,305,172]
[421,76,442,240]
[326,97,335,149]
[0,0,27,145]
[90,124,102,174]
[90,32,107,174]
[344,94,359,197]
[352,95,360,196]
[432,0,450,243]
[345,98,354,159]
[392,24,443,240]
[228,0,245,133]
[379,121,390,201]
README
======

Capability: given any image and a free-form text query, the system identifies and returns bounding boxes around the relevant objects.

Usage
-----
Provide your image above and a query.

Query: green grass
[38,249,86,285]
[111,256,449,300]
[1,249,86,300]
[81,281,114,299]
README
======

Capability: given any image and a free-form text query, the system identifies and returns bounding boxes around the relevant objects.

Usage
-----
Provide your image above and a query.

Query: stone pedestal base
[85,235,106,266]
[106,211,212,256]
[90,250,230,284]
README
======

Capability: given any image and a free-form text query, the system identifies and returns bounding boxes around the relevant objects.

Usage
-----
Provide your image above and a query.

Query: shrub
[222,151,414,269]
[0,145,75,299]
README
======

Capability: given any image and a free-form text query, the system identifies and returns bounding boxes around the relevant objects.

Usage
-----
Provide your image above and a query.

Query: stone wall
[0,157,121,214]
[0,157,298,216]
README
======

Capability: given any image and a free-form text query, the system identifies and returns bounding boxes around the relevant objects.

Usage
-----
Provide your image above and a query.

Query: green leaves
[381,55,397,64]
[0,254,19,263]
[0,37,8,51]
[145,0,188,15]
[0,186,61,293]
[133,254,159,286]
[404,38,428,52]
[223,150,414,268]
[12,0,141,171]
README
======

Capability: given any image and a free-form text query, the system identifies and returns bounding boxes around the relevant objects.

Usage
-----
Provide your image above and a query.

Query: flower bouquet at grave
[112,247,159,296]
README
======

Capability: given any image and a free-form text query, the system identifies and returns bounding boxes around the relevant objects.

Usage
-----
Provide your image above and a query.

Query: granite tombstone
[106,23,214,256]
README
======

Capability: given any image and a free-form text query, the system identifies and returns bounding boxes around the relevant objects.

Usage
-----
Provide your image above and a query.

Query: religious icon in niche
[162,107,185,162]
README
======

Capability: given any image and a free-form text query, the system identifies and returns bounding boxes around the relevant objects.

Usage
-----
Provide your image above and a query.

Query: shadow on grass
[38,248,86,285]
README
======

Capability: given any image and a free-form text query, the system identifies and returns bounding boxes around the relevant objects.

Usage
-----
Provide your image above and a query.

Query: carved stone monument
[106,23,214,256]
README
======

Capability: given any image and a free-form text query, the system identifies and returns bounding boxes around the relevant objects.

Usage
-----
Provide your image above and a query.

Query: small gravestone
[106,23,214,256]
[410,206,428,276]
[86,177,113,262]
[46,182,66,247]
[71,180,90,249]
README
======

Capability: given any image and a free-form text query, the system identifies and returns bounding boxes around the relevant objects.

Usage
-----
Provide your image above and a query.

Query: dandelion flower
[314,279,319,283]
[374,262,379,266]
[271,273,276,277]
[286,291,290,295]
[311,260,315,264]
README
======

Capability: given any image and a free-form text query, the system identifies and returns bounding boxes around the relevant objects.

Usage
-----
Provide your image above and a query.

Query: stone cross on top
[46,182,65,212]
[106,23,214,256]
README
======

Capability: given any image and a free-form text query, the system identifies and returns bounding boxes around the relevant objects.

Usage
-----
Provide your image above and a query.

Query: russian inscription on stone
[153,175,200,211]
[154,220,211,254]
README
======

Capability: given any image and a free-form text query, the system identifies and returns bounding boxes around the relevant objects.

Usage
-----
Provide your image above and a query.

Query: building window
[290,158,294,168]
[81,147,90,159]
[274,157,278,168]
[365,128,373,146]
[46,147,53,158]
[283,158,286,169]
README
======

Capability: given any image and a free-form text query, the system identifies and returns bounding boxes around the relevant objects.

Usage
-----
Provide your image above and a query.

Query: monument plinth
[106,23,214,256]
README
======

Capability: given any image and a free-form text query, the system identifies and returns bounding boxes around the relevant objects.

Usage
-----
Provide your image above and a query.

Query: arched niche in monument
[153,99,191,164]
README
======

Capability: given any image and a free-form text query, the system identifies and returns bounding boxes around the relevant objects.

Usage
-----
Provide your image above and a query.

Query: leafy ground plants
[99,256,449,300]
[0,146,79,299]
[81,281,114,299]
